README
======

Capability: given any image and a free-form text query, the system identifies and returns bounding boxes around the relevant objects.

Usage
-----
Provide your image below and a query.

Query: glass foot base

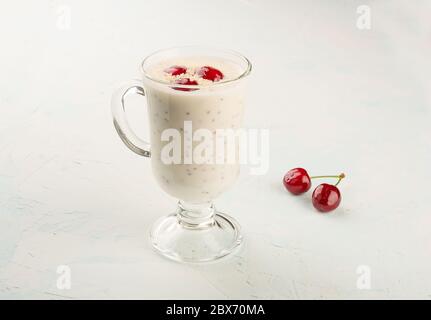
[150,206,242,263]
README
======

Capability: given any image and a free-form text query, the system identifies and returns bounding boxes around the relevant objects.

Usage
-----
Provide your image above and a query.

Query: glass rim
[140,46,252,89]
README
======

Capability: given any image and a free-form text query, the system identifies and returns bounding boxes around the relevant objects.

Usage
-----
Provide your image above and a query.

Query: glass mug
[111,46,252,263]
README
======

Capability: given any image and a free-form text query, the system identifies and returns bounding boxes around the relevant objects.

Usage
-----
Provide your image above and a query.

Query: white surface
[0,0,430,299]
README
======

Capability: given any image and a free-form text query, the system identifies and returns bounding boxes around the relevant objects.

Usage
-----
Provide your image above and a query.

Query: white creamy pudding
[143,57,246,202]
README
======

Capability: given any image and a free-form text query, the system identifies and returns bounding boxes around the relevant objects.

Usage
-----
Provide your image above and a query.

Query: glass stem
[177,200,216,229]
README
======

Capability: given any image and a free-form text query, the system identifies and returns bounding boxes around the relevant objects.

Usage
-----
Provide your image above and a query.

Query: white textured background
[0,0,430,299]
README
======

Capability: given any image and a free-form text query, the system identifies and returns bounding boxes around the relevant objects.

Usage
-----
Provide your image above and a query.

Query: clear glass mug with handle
[111,46,252,263]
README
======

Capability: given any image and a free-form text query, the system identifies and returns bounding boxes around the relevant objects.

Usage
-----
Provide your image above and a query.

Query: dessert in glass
[111,46,252,263]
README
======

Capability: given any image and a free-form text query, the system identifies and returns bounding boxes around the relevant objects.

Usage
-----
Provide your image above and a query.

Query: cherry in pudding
[173,78,198,91]
[164,65,187,76]
[197,66,224,82]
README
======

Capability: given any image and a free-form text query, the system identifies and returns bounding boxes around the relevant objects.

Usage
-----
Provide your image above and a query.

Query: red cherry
[283,168,311,195]
[197,66,224,82]
[172,78,198,91]
[164,65,187,76]
[312,183,341,212]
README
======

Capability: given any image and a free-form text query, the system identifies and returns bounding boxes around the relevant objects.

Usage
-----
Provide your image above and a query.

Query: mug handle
[111,80,151,157]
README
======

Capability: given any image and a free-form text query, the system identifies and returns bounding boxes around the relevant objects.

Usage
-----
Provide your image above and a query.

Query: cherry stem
[310,173,346,186]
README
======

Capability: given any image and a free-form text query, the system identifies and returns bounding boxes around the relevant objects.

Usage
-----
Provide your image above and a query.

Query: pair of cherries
[165,65,224,91]
[283,168,345,212]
